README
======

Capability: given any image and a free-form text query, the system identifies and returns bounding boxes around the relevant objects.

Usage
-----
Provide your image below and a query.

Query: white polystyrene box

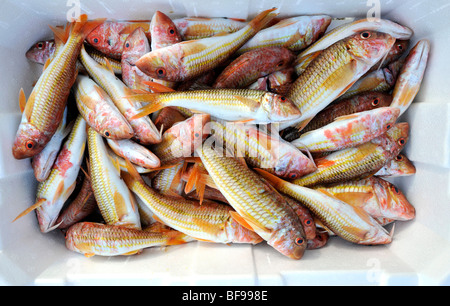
[1,0,449,286]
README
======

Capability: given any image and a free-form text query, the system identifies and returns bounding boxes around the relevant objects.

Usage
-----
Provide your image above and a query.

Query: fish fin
[84,253,95,258]
[24,88,37,122]
[194,237,216,243]
[19,88,26,113]
[113,191,128,221]
[198,174,218,190]
[282,29,301,49]
[79,94,99,111]
[294,117,314,133]
[315,157,335,168]
[12,198,46,222]
[247,7,278,32]
[143,80,176,93]
[232,210,269,234]
[295,50,322,74]
[133,98,164,119]
[232,118,255,123]
[43,58,51,71]
[107,153,121,175]
[184,163,200,194]
[253,168,286,190]
[233,95,261,111]
[229,17,247,22]
[229,211,256,232]
[332,192,374,208]
[104,57,115,75]
[166,231,190,245]
[123,156,145,184]
[121,250,140,256]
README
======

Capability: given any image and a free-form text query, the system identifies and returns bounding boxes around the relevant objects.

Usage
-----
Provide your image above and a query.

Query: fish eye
[361,31,371,39]
[385,123,392,130]
[398,43,404,50]
[92,37,100,44]
[156,67,166,76]
[395,155,403,161]
[104,130,111,137]
[168,27,176,35]
[393,186,400,194]
[36,42,44,49]
[304,219,312,226]
[398,137,406,146]
[372,98,379,106]
[289,172,297,179]
[194,132,200,138]
[295,237,304,246]
[125,42,130,48]
[25,140,35,149]
[277,60,284,67]
[280,96,286,102]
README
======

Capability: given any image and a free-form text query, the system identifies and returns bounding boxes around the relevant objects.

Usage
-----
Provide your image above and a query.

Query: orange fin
[166,231,190,245]
[143,80,176,93]
[19,88,26,113]
[43,58,51,71]
[282,29,301,49]
[49,23,70,44]
[123,156,145,184]
[133,100,164,119]
[72,15,106,40]
[229,210,256,232]
[79,94,99,110]
[12,198,46,222]
[233,95,260,110]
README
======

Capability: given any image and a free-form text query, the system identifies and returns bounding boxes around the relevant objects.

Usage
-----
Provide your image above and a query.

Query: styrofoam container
[1,0,449,286]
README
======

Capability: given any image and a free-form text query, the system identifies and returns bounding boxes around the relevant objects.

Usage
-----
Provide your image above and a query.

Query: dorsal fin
[19,88,26,113]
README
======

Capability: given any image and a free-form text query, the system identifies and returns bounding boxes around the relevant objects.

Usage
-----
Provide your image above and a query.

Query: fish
[212,47,296,89]
[87,126,141,229]
[153,106,187,133]
[255,169,393,245]
[337,58,404,100]
[281,91,393,142]
[129,88,301,124]
[56,174,98,229]
[74,74,134,140]
[210,120,316,179]
[236,15,331,54]
[247,67,296,95]
[106,138,160,169]
[12,15,105,159]
[122,168,263,244]
[65,221,188,257]
[197,141,307,259]
[31,107,70,182]
[26,40,122,74]
[374,153,416,177]
[80,44,162,145]
[307,230,329,250]
[86,20,151,59]
[136,8,279,82]
[291,107,400,153]
[173,16,247,40]
[294,18,413,75]
[314,176,415,221]
[290,122,409,187]
[151,114,211,165]
[13,115,87,233]
[390,39,430,115]
[284,30,396,132]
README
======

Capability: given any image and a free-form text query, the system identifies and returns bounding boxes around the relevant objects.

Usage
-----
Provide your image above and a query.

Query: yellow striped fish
[65,222,189,257]
[122,169,263,244]
[197,142,307,259]
[87,127,141,229]
[12,15,104,159]
[284,31,396,131]
[136,8,278,82]
[255,169,393,245]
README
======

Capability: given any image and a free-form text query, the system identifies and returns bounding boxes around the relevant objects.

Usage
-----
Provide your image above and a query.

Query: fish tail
[248,7,278,32]
[166,230,190,245]
[254,168,286,190]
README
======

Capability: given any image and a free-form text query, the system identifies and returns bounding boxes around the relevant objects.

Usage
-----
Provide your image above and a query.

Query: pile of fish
[12,8,429,260]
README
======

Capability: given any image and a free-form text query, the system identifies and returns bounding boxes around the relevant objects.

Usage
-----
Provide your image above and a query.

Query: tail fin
[166,230,191,245]
[247,7,278,32]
